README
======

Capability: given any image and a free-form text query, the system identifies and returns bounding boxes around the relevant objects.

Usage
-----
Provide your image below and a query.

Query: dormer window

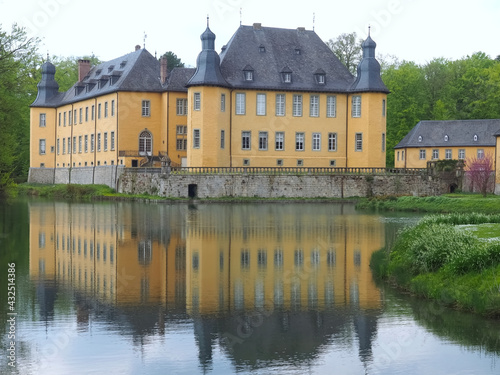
[259,45,266,53]
[120,60,127,69]
[281,67,292,83]
[418,135,423,142]
[95,69,102,76]
[243,65,254,81]
[108,65,114,73]
[444,135,449,142]
[314,69,326,85]
[295,48,301,55]
[474,134,478,141]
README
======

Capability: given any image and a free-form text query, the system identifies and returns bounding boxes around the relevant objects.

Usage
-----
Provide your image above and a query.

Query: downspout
[54,108,58,183]
[229,89,233,168]
[115,92,119,190]
[69,104,74,183]
[92,98,97,184]
[345,94,349,168]
[166,91,170,158]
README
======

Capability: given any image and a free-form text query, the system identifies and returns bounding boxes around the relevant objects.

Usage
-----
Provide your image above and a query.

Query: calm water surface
[0,199,499,375]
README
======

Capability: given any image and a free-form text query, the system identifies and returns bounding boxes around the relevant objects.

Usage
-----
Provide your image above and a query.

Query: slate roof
[351,36,389,93]
[165,67,196,92]
[219,25,356,92]
[394,119,500,149]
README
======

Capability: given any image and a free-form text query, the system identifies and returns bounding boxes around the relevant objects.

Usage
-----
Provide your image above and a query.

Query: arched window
[139,130,152,156]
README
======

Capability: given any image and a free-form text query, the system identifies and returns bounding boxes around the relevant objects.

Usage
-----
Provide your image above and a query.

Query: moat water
[0,199,499,375]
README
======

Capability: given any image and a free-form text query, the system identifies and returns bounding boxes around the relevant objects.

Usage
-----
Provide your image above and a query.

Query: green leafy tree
[326,32,362,74]
[0,24,40,191]
[160,51,184,72]
[52,55,101,92]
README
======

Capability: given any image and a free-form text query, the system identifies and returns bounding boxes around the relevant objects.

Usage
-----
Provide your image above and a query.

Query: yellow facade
[394,146,495,169]
[30,107,57,168]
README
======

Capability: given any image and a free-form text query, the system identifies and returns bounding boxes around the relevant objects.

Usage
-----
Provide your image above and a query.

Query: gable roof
[219,25,355,92]
[394,119,500,149]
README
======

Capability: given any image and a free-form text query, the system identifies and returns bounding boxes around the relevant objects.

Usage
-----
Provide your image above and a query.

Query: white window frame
[221,94,226,112]
[84,135,88,153]
[73,136,77,154]
[355,133,363,152]
[111,131,115,151]
[458,149,465,160]
[432,149,439,160]
[477,149,485,159]
[275,132,284,151]
[79,135,82,153]
[445,149,452,160]
[293,95,302,117]
[242,131,251,150]
[193,129,200,148]
[39,139,46,155]
[295,132,305,151]
[111,100,115,116]
[176,98,188,115]
[276,94,285,116]
[104,132,108,151]
[328,133,337,151]
[220,130,225,149]
[326,96,336,118]
[193,93,201,111]
[382,133,386,152]
[39,113,46,127]
[142,100,151,117]
[419,149,426,160]
[310,95,319,117]
[97,133,101,152]
[91,134,95,152]
[312,133,321,151]
[256,93,266,116]
[352,95,361,118]
[259,131,268,150]
[236,93,246,115]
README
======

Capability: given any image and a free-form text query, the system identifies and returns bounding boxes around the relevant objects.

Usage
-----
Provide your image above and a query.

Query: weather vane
[313,12,315,31]
[143,31,147,49]
[240,8,242,26]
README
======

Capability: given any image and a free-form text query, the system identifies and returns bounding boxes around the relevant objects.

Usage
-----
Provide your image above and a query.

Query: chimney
[253,23,262,30]
[78,59,91,82]
[160,56,168,84]
[297,27,306,32]
[135,45,141,51]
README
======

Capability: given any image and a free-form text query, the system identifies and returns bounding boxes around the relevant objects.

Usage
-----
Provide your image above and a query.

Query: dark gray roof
[32,48,164,107]
[350,36,389,93]
[32,61,60,106]
[394,119,500,149]
[165,67,196,92]
[218,25,355,92]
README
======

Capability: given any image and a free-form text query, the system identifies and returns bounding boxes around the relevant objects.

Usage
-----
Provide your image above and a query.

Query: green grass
[357,194,500,213]
[371,212,500,317]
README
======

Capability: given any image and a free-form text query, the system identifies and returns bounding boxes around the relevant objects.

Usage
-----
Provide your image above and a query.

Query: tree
[465,153,494,197]
[160,51,184,72]
[326,32,362,74]
[0,24,40,192]
[52,55,101,91]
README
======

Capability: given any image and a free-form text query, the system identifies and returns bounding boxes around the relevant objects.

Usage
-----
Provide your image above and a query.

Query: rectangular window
[295,132,305,151]
[242,131,251,150]
[84,135,88,153]
[419,149,426,160]
[382,133,386,152]
[79,108,82,123]
[64,112,67,126]
[63,138,66,154]
[312,133,321,151]
[458,149,465,160]
[293,95,302,117]
[74,110,77,124]
[326,96,336,117]
[91,105,95,120]
[276,94,285,116]
[111,131,115,150]
[97,133,101,152]
[193,129,200,148]
[259,131,268,150]
[39,113,46,127]
[58,113,61,126]
[104,102,108,118]
[220,130,225,149]
[477,149,485,159]
[176,125,187,150]
[57,138,60,154]
[236,93,246,115]
[176,98,188,115]
[73,136,77,154]
[104,132,108,151]
[91,134,95,152]
[111,100,115,116]
[78,135,82,153]
[68,137,71,154]
[193,93,201,111]
[382,99,386,117]
[328,133,337,151]
[310,95,319,117]
[275,132,284,151]
[85,107,89,122]
[69,110,73,125]
[432,149,439,160]
[142,100,150,116]
[221,94,226,112]
[355,133,363,151]
[445,149,452,160]
[397,151,400,161]
[39,139,46,155]
[256,93,266,115]
[352,95,361,117]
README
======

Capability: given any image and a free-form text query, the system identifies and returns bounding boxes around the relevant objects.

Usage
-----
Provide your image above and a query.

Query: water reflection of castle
[29,201,384,368]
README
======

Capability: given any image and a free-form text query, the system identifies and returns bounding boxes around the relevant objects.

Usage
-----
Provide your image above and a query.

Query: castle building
[29,22,389,185]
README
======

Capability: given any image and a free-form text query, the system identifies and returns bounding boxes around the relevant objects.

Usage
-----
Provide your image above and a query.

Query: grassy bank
[371,213,500,317]
[357,194,500,213]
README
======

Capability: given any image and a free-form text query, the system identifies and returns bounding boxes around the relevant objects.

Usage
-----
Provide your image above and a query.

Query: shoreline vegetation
[370,213,500,318]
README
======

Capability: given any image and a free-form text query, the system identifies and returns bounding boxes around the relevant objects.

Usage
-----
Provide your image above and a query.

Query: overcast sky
[1,0,499,67]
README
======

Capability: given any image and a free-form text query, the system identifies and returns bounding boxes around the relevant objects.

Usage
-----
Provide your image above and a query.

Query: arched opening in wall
[139,130,152,156]
[188,184,198,198]
[449,183,458,193]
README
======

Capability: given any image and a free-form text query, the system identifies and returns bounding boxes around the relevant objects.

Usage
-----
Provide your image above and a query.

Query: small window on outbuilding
[418,135,423,142]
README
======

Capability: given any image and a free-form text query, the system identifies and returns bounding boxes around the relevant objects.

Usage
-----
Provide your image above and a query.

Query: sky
[1,0,499,67]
